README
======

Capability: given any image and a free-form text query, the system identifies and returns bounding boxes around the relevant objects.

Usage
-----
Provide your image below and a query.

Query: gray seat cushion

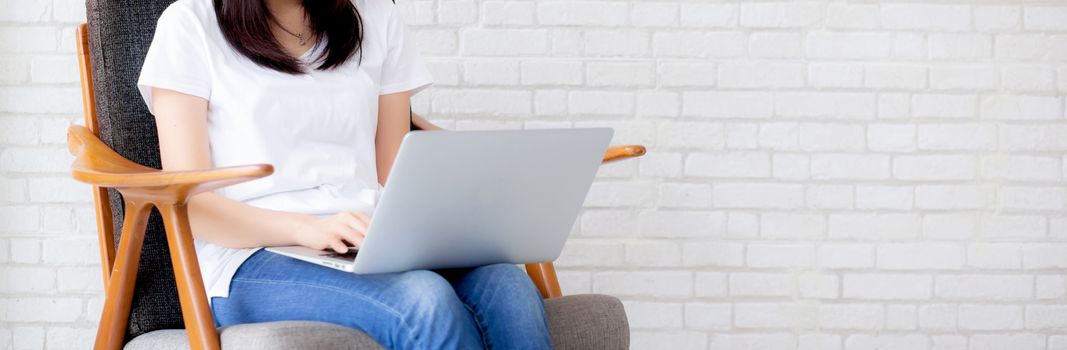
[124,321,383,350]
[124,294,628,350]
[544,294,629,350]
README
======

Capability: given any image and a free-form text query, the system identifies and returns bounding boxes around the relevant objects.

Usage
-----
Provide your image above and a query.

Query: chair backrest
[84,0,185,341]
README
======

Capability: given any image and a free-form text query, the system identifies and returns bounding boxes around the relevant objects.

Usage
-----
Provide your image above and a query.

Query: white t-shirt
[137,0,433,301]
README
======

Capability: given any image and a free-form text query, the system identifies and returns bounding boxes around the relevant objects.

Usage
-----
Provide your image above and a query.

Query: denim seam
[459,301,490,349]
[456,267,515,350]
[238,249,272,277]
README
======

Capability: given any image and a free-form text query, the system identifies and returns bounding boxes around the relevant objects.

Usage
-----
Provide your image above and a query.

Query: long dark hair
[212,0,363,74]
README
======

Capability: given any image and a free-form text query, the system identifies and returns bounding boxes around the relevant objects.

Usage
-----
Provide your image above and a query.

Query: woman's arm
[153,87,367,252]
[376,91,412,186]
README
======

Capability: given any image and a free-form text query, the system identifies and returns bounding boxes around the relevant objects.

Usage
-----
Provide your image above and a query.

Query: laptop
[267,128,613,274]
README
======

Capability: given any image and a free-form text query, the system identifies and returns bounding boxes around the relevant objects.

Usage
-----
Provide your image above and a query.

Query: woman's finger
[352,212,371,225]
[335,221,366,248]
[327,236,349,254]
[343,232,365,249]
[340,214,369,234]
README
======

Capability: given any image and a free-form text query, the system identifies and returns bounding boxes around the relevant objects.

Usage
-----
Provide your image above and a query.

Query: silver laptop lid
[352,128,613,274]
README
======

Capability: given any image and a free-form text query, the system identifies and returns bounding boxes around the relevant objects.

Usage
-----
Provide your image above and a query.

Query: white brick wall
[1,0,1066,348]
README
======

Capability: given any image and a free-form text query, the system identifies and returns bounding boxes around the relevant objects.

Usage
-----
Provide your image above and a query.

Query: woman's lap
[210,250,551,350]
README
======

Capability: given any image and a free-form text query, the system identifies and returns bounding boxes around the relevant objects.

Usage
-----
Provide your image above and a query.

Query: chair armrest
[602,145,646,163]
[68,125,272,200]
[68,125,268,350]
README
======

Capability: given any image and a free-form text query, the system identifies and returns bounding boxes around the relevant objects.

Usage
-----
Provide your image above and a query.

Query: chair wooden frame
[72,23,646,350]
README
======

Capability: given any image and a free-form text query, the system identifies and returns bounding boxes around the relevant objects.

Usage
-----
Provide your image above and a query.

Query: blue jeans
[210,250,552,349]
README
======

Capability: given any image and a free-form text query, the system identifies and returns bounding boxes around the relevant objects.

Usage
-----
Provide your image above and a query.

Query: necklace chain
[273,16,309,46]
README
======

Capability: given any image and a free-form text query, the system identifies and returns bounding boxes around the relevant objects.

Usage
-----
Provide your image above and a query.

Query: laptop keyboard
[320,249,359,261]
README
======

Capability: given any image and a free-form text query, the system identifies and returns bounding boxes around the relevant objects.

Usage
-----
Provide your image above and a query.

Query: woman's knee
[477,263,524,276]
[476,264,538,290]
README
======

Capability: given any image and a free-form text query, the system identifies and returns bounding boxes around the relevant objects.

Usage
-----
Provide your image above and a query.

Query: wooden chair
[72,1,646,348]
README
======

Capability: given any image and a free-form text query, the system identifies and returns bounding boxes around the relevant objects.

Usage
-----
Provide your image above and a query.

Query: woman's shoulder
[353,0,395,13]
[156,0,215,30]
[354,0,402,23]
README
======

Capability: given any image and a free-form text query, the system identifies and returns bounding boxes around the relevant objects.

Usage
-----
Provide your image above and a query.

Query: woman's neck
[264,0,304,18]
[263,0,314,57]
[265,0,302,9]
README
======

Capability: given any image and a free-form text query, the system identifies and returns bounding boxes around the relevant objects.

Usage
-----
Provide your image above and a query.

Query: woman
[136,0,552,348]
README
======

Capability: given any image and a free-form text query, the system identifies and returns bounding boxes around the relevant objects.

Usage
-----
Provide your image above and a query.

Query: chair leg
[158,204,221,350]
[93,201,152,350]
[525,262,563,299]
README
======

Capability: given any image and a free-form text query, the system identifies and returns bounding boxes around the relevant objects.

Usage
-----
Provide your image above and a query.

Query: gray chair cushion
[545,294,629,350]
[124,294,629,350]
[124,321,384,350]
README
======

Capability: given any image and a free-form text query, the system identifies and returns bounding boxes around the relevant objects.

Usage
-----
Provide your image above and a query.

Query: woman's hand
[292,212,371,253]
